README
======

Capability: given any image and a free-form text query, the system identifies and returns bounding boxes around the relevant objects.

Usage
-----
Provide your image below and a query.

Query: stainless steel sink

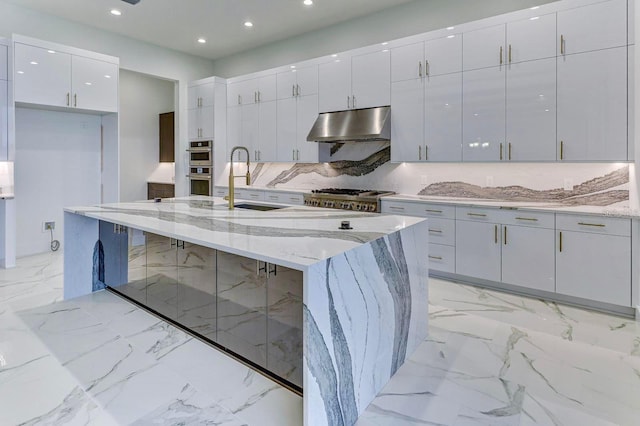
[232,203,284,211]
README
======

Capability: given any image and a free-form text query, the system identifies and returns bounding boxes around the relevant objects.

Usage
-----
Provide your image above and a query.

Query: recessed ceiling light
[104,75,112,79]
[197,38,206,44]
[331,54,338,58]
[30,61,38,65]
[303,0,313,5]
[244,21,253,28]
[382,42,388,46]
[110,9,122,16]
[17,71,24,74]
[85,82,92,86]
[290,65,296,69]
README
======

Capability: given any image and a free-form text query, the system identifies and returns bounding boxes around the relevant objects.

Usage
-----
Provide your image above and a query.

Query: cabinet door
[506,58,556,161]
[277,70,297,100]
[391,42,424,83]
[0,81,6,161]
[455,220,501,282]
[556,231,631,306]
[14,43,71,107]
[391,79,424,162]
[258,101,277,162]
[506,13,556,63]
[276,97,297,161]
[227,81,243,106]
[199,106,214,140]
[352,49,391,109]
[557,47,627,161]
[216,252,267,367]
[462,66,506,161]
[198,83,215,107]
[296,65,318,96]
[159,112,175,162]
[425,34,462,76]
[502,225,555,292]
[258,74,277,103]
[242,103,259,160]
[319,58,351,112]
[177,243,217,340]
[227,106,243,159]
[425,72,462,161]
[296,94,319,162]
[71,56,118,112]
[188,108,200,140]
[558,0,627,55]
[463,25,506,71]
[146,233,178,320]
[0,44,7,80]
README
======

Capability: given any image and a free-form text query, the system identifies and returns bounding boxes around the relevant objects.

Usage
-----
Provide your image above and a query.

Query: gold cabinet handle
[418,61,422,78]
[425,60,430,76]
[238,94,241,105]
[428,255,443,260]
[297,84,300,96]
[467,213,487,217]
[389,206,405,211]
[292,84,296,97]
[560,140,564,160]
[67,92,70,106]
[425,145,429,161]
[425,209,442,213]
[500,143,503,160]
[74,94,77,107]
[418,145,422,160]
[515,217,538,221]
[559,231,563,252]
[560,34,565,55]
[508,44,512,63]
[494,224,498,244]
[428,229,443,233]
[508,143,512,160]
[504,225,507,245]
[347,95,351,109]
[500,46,503,65]
[578,222,605,227]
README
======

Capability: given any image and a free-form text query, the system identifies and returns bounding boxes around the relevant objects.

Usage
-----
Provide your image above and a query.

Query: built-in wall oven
[187,140,213,196]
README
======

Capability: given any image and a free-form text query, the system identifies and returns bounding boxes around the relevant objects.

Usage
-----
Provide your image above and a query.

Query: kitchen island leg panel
[303,221,429,426]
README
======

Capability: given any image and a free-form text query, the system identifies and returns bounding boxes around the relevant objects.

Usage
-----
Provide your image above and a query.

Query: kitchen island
[63,196,429,426]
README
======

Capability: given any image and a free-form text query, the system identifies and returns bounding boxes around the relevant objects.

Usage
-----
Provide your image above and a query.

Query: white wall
[15,108,101,257]
[211,0,557,77]
[119,70,175,202]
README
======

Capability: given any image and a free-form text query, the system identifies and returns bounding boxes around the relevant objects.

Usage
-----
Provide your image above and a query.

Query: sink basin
[232,203,284,211]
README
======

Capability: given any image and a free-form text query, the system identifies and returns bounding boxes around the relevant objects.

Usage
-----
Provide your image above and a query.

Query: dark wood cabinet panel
[159,111,175,163]
[148,182,175,200]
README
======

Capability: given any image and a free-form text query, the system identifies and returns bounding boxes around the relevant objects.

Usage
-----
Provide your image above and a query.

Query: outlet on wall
[563,178,573,191]
[485,176,494,187]
[43,221,55,232]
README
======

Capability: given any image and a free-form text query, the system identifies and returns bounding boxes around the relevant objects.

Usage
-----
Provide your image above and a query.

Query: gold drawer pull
[515,217,538,222]
[389,206,405,211]
[467,213,487,217]
[428,229,443,233]
[425,209,443,213]
[289,197,299,201]
[428,255,443,260]
[268,195,278,199]
[578,222,605,228]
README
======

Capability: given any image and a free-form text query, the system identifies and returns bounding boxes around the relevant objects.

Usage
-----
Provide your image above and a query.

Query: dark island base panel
[107,281,303,395]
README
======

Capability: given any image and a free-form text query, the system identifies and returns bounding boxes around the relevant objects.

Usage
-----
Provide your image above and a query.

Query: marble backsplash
[218,145,632,208]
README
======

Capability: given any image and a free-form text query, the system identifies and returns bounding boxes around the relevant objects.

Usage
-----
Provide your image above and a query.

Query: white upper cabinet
[0,80,6,161]
[462,66,506,161]
[557,0,627,55]
[277,66,318,99]
[557,46,627,161]
[71,56,118,113]
[0,44,7,80]
[276,97,297,160]
[228,79,257,106]
[351,49,391,109]
[188,82,215,109]
[241,103,259,158]
[227,106,242,156]
[506,58,556,161]
[318,58,351,112]
[391,78,424,162]
[14,42,118,113]
[424,34,462,76]
[506,13,556,63]
[257,74,277,103]
[15,43,72,108]
[295,94,319,162]
[391,42,423,83]
[257,101,277,161]
[425,72,462,161]
[463,24,506,71]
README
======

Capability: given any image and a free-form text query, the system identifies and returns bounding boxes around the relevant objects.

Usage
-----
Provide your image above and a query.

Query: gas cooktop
[304,188,395,212]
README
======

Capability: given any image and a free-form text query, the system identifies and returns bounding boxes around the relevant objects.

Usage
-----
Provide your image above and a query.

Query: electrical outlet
[486,176,494,187]
[563,178,573,191]
[43,221,55,232]
[420,175,428,185]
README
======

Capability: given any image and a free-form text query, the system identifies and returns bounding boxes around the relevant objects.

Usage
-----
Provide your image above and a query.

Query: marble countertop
[147,180,175,185]
[381,194,640,219]
[65,196,425,270]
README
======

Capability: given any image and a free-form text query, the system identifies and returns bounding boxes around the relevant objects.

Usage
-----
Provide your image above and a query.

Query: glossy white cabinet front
[463,24,506,71]
[277,66,318,100]
[462,66,505,161]
[15,43,71,108]
[188,106,214,141]
[318,58,351,112]
[276,93,319,162]
[425,72,462,161]
[390,78,423,162]
[295,94,319,162]
[506,58,556,161]
[391,42,423,83]
[424,34,462,76]
[257,101,277,162]
[71,56,118,113]
[0,44,7,81]
[0,80,6,161]
[351,49,391,109]
[557,47,627,161]
[506,13,556,63]
[456,220,501,282]
[501,225,555,292]
[188,83,215,109]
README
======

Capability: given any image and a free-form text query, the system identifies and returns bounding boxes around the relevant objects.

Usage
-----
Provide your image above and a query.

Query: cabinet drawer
[556,214,630,237]
[428,244,455,274]
[213,187,227,197]
[427,218,455,246]
[501,210,555,229]
[455,206,501,222]
[264,192,304,205]
[381,200,455,218]
[239,189,264,201]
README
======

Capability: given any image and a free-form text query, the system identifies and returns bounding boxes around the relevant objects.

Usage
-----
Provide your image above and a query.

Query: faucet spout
[228,146,251,210]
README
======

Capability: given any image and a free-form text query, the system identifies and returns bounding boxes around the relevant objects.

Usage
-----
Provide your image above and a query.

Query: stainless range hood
[306,106,391,143]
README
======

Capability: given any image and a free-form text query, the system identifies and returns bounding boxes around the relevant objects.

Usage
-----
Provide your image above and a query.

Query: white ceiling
[2,0,417,60]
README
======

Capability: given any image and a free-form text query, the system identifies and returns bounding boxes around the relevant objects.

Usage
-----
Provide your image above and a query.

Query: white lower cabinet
[556,215,631,307]
[455,219,502,281]
[428,244,455,274]
[501,225,555,292]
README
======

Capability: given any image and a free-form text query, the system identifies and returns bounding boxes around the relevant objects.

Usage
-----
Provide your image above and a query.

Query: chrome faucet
[226,146,251,210]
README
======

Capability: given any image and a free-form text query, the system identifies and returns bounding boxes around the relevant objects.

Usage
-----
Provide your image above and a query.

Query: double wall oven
[187,140,212,196]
